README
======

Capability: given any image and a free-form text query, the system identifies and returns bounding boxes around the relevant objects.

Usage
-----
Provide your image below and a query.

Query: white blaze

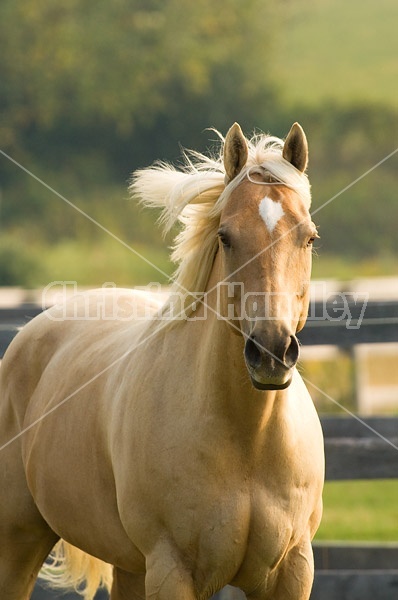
[258,196,284,233]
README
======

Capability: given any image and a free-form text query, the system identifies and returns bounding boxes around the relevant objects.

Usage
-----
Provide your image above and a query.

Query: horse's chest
[244,489,299,557]
[192,484,310,594]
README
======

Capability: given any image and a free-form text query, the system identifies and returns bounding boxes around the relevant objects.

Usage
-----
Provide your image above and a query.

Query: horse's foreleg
[0,524,58,599]
[0,441,59,599]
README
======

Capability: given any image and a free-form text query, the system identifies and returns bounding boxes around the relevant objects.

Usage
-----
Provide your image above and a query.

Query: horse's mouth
[250,375,293,391]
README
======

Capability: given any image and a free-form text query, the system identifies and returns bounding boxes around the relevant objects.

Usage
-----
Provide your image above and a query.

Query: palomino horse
[0,123,324,599]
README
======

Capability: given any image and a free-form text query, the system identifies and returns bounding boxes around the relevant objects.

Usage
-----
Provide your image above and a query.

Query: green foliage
[0,0,282,286]
[299,350,355,413]
[0,235,172,288]
[41,238,173,287]
[0,0,279,154]
[0,235,46,287]
[275,0,398,108]
[303,104,398,259]
[311,253,398,280]
[1,0,397,286]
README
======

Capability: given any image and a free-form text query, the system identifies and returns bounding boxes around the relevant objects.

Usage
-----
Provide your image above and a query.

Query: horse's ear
[224,123,249,183]
[282,122,308,172]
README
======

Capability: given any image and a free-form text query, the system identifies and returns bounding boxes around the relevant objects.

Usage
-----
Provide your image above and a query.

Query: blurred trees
[0,0,281,270]
[303,104,398,260]
[0,0,397,286]
[0,0,279,156]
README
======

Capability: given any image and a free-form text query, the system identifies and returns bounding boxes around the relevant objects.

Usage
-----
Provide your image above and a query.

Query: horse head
[218,123,318,390]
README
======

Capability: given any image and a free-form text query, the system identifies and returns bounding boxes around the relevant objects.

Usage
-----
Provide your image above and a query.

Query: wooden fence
[1,299,397,600]
[311,416,398,600]
[1,298,397,358]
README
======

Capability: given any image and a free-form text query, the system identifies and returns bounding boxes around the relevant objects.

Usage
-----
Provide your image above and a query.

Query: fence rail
[311,417,398,600]
[1,302,397,600]
[1,299,398,357]
[299,299,398,346]
[321,416,398,480]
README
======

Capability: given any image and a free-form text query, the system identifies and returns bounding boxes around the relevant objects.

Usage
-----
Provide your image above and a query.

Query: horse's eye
[307,232,320,247]
[218,230,231,248]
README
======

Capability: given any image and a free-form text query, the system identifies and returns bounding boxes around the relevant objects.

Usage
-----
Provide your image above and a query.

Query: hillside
[273,0,398,107]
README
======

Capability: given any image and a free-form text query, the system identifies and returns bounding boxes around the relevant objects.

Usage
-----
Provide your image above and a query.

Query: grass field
[311,253,398,280]
[316,480,398,541]
[274,0,398,107]
[40,238,173,287]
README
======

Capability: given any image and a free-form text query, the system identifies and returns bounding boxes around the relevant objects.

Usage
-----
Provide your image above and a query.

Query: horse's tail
[39,539,113,600]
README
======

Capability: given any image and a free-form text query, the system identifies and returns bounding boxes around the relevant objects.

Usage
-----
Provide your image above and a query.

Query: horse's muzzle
[244,332,299,390]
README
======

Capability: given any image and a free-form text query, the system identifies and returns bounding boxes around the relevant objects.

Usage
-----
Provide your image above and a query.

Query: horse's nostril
[245,333,299,373]
[244,336,262,369]
[284,335,300,368]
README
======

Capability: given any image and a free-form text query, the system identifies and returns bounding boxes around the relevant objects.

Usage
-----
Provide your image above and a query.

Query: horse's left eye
[307,232,319,247]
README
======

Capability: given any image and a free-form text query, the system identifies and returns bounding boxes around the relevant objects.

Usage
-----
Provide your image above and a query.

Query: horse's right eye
[218,230,231,248]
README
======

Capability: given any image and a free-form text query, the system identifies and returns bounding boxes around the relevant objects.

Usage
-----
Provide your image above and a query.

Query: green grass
[274,0,398,107]
[311,253,398,280]
[0,236,173,289]
[40,238,173,287]
[316,480,398,541]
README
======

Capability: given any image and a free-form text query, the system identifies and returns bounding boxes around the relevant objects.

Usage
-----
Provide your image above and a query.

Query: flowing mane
[129,129,311,326]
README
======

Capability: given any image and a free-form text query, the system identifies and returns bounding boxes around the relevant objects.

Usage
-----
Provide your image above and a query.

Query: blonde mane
[129,130,311,328]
